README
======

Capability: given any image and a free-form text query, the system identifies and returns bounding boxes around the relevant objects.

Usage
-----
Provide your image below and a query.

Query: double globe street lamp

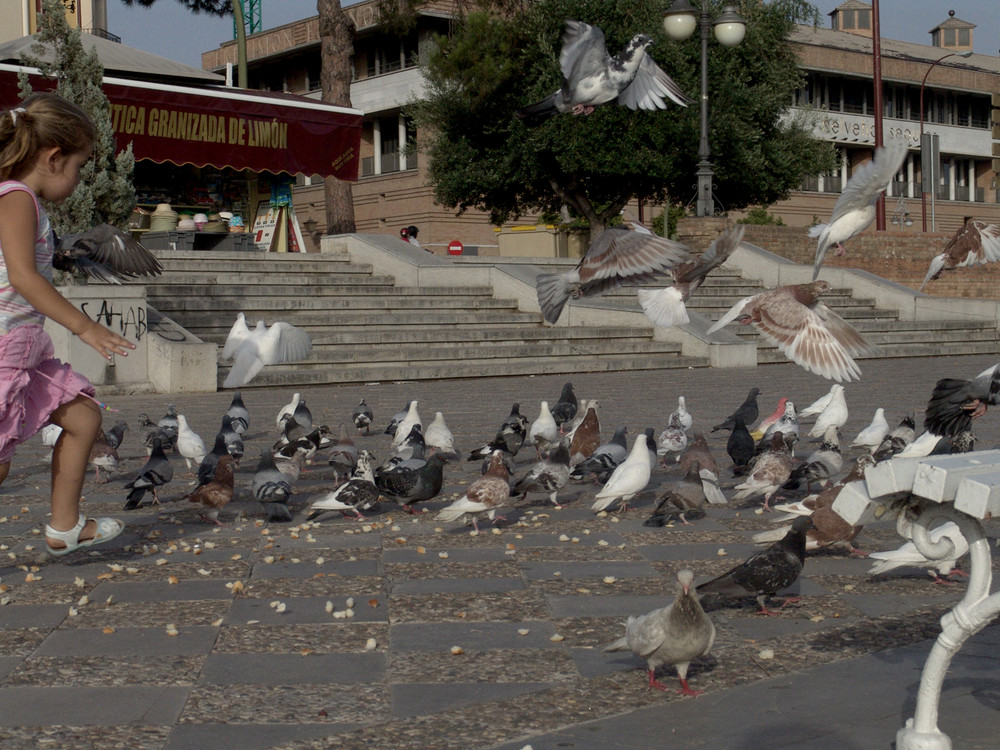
[662,1,746,217]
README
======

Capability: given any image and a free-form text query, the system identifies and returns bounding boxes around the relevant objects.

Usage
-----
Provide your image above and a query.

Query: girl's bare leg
[46,396,101,550]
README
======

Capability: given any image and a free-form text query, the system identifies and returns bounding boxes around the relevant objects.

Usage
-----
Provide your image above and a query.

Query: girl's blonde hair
[0,92,96,181]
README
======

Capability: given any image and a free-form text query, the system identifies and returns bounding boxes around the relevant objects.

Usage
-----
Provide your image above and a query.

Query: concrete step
[172,309,548,328]
[222,351,712,388]
[146,278,495,295]
[148,295,519,312]
[754,340,1000,363]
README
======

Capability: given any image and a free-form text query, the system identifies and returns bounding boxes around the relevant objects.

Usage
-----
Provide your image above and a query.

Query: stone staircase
[138,250,708,388]
[486,256,1000,362]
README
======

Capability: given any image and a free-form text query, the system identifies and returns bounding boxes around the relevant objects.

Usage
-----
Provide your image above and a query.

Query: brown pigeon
[707,280,873,383]
[920,220,1000,291]
[568,402,601,466]
[184,454,235,525]
[436,450,511,531]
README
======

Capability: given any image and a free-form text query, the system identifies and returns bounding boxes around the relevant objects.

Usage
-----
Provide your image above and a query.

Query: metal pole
[695,0,713,217]
[871,0,885,230]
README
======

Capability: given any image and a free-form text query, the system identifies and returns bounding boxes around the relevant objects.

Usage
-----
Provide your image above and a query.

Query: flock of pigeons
[67,363,999,696]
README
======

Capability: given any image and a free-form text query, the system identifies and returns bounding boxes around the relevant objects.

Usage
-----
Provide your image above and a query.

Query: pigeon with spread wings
[516,19,690,123]
[920,220,1000,291]
[53,224,163,283]
[536,226,692,324]
[221,313,312,388]
[707,280,873,382]
[810,139,908,279]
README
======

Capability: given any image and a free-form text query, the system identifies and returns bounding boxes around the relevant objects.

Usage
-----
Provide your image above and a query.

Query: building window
[958,28,970,46]
[944,28,956,46]
[856,10,870,29]
[842,79,866,115]
[840,10,855,29]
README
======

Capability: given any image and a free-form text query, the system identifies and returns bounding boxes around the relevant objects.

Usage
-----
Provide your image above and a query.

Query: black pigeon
[252,448,293,522]
[278,424,333,464]
[219,415,245,462]
[929,430,976,455]
[467,428,512,463]
[512,441,571,508]
[551,382,578,428]
[53,224,162,283]
[197,433,230,489]
[104,420,128,451]
[123,438,173,510]
[499,402,529,455]
[277,397,313,445]
[138,413,175,453]
[925,362,1000,437]
[712,387,760,433]
[375,453,449,513]
[726,415,755,475]
[515,19,689,124]
[644,460,707,527]
[570,424,628,482]
[226,391,250,436]
[697,516,812,615]
[390,424,426,463]
[352,398,374,435]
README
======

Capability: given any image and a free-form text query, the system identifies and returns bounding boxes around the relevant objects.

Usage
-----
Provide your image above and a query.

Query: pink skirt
[0,324,94,463]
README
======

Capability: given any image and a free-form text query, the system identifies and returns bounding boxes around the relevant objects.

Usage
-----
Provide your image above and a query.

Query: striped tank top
[0,180,54,334]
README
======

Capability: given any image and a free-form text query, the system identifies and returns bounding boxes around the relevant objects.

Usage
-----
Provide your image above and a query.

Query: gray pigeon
[123,438,173,510]
[352,398,374,435]
[604,569,715,695]
[517,19,689,123]
[53,224,162,283]
[512,441,572,508]
[251,448,293,522]
[308,451,380,521]
[644,460,707,527]
[570,424,628,482]
[375,453,449,513]
[226,391,250,436]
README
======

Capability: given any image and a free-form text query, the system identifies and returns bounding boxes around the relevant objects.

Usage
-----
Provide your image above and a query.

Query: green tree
[19,0,135,233]
[411,0,835,232]
[121,0,358,233]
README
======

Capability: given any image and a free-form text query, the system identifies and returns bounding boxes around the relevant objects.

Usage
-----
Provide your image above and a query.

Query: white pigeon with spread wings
[536,226,692,324]
[810,139,908,279]
[222,316,312,388]
[516,20,690,123]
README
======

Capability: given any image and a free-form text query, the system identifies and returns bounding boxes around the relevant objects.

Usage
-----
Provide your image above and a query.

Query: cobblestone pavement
[1,354,1000,749]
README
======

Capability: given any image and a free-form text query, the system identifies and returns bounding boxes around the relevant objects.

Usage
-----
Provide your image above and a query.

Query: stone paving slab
[2,356,1000,748]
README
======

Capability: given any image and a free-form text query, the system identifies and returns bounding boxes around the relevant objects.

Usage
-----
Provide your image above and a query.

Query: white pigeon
[895,430,945,458]
[591,433,652,512]
[810,138,908,279]
[807,384,848,439]
[669,396,693,433]
[529,401,559,453]
[276,393,301,429]
[424,411,457,457]
[391,400,422,449]
[868,521,969,581]
[850,408,889,451]
[799,385,837,419]
[176,414,207,472]
[222,316,313,388]
[657,417,690,463]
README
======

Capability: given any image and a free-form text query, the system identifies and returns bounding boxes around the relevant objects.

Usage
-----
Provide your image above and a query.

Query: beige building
[0,0,112,43]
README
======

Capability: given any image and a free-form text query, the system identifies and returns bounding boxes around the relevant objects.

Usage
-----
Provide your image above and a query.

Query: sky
[107,1,1000,69]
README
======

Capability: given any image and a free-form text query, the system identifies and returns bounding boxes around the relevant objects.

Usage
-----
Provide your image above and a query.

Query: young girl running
[0,92,134,556]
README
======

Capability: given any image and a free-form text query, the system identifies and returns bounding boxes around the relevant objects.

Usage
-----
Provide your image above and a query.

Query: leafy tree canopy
[410,0,835,231]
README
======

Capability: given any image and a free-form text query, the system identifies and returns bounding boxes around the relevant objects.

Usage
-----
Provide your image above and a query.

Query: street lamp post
[919,50,973,232]
[663,1,746,218]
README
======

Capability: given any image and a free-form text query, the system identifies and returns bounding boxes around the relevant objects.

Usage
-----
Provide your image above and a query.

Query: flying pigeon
[604,569,715,695]
[221,313,313,388]
[251,448,293,522]
[712,388,760,433]
[638,226,744,328]
[53,224,163,283]
[516,19,690,123]
[697,516,813,615]
[868,520,969,583]
[436,450,512,531]
[591,432,653,513]
[707,280,873,382]
[123,437,173,510]
[920,220,1000,291]
[513,440,572,508]
[352,398,374,435]
[924,362,1000,437]
[535,226,691,324]
[810,138,908,279]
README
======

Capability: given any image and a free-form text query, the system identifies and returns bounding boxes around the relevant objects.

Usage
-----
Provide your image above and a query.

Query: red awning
[0,64,362,181]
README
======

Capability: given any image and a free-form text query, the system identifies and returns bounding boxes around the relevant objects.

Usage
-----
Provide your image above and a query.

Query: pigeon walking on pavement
[551,382,579,429]
[251,448,293,522]
[352,398,374,435]
[726,415,756,476]
[184,454,235,525]
[424,411,459,458]
[810,138,908,279]
[868,521,969,583]
[516,19,689,124]
[604,569,715,696]
[697,516,813,615]
[529,400,560,455]
[591,432,653,513]
[807,385,848,439]
[176,415,207,472]
[707,281,873,382]
[570,424,628,482]
[874,414,917,461]
[850,408,890,451]
[225,391,250,436]
[712,388,760,433]
[644,460,708,526]
[376,453,450,514]
[88,428,119,483]
[513,441,572,508]
[437,450,512,531]
[123,438,173,510]
[535,225,692,324]
[308,450,380,521]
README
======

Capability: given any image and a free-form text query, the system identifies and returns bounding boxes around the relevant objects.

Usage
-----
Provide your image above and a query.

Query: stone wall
[676,218,1000,300]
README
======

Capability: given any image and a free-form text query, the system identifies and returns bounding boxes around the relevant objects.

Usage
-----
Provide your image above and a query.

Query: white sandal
[45,513,124,557]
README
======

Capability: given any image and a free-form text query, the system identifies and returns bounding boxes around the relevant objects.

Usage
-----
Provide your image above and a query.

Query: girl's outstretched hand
[76,320,135,361]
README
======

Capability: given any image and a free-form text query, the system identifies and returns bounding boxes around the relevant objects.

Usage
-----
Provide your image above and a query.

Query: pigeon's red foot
[835,243,846,257]
[849,547,868,558]
[572,104,595,116]
[677,678,704,697]
[963,399,988,419]
[646,669,671,691]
